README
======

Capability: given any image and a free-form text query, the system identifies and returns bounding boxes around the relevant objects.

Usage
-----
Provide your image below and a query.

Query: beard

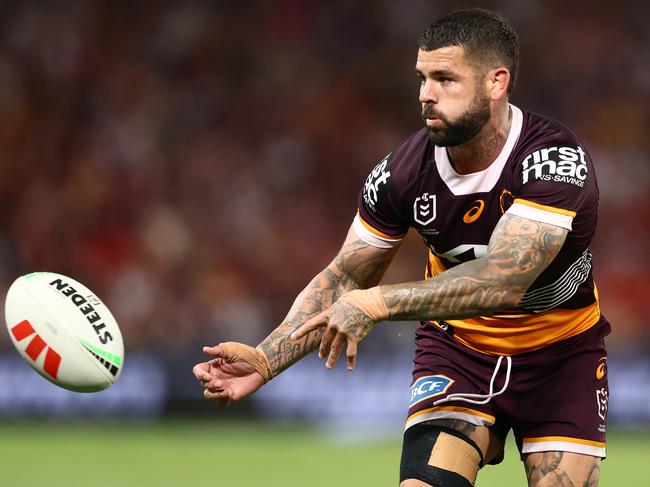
[422,91,491,147]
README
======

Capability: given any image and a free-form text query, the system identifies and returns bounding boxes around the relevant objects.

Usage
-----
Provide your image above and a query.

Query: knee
[400,424,481,486]
[525,452,601,487]
[400,479,434,487]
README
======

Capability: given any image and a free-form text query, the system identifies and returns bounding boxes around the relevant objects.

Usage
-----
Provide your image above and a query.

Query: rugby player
[193,8,609,486]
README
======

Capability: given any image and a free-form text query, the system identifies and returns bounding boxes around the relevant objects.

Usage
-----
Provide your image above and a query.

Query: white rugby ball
[4,272,124,392]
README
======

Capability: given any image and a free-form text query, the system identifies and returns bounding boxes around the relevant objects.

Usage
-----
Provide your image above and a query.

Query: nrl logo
[596,388,608,421]
[414,193,436,225]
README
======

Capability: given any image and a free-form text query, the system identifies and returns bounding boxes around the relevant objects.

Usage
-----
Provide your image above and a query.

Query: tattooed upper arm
[330,225,401,290]
[485,212,568,299]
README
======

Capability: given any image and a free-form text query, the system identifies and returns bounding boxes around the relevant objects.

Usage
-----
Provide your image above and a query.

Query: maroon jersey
[354,105,609,355]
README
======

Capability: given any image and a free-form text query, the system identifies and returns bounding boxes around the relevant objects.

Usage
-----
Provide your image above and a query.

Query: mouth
[425,117,443,128]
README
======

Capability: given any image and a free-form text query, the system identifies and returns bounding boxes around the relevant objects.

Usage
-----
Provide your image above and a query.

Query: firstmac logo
[363,155,392,209]
[521,146,588,187]
[10,320,61,379]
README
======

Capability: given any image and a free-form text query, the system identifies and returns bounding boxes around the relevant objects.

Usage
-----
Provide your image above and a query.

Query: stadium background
[0,0,647,485]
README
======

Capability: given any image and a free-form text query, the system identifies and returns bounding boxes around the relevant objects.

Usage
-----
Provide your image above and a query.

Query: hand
[192,343,268,407]
[291,291,378,370]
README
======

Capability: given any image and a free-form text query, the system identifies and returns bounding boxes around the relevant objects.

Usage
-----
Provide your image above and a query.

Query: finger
[204,388,230,400]
[346,339,358,371]
[204,379,225,390]
[291,311,328,340]
[203,345,224,358]
[319,325,337,360]
[326,333,346,369]
[193,363,212,382]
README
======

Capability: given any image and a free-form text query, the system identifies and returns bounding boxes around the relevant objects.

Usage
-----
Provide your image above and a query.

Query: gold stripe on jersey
[425,251,600,355]
[425,251,448,278]
[513,198,577,217]
[443,300,600,356]
[357,212,407,240]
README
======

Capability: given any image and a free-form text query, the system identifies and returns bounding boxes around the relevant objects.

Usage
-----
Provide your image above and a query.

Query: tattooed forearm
[257,229,399,375]
[258,267,348,374]
[383,213,568,321]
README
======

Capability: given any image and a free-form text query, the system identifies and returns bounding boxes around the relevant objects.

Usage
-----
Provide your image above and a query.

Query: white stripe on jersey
[352,214,403,249]
[506,201,574,230]
[521,440,606,458]
[520,249,592,312]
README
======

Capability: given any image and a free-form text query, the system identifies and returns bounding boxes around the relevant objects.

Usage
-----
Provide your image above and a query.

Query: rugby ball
[4,272,124,392]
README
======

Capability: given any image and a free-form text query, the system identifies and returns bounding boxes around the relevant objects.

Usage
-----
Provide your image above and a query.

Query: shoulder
[362,128,429,208]
[514,109,590,159]
[389,128,430,176]
[509,108,594,189]
[504,108,598,231]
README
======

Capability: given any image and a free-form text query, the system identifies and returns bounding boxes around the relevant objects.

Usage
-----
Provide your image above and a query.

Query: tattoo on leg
[431,419,478,437]
[525,452,582,487]
[582,462,600,487]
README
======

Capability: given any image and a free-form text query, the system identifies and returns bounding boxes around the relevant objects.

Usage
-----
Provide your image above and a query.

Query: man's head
[416,8,519,146]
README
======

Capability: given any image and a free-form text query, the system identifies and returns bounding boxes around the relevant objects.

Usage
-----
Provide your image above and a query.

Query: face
[416,46,491,147]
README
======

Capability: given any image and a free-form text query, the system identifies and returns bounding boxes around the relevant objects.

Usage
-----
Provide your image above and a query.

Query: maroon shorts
[405,318,611,459]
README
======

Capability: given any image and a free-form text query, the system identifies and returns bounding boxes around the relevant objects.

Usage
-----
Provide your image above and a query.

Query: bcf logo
[414,193,437,225]
[410,374,454,407]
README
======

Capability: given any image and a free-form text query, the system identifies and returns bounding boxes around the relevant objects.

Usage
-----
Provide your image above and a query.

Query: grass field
[0,420,647,486]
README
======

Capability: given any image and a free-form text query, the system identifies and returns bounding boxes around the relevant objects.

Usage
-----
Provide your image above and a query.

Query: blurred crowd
[0,0,648,359]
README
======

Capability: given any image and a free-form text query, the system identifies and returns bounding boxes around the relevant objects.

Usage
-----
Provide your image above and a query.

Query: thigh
[524,451,600,487]
[510,338,608,459]
[425,419,504,464]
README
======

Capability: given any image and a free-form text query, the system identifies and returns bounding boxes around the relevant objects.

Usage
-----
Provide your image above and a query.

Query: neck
[448,102,512,175]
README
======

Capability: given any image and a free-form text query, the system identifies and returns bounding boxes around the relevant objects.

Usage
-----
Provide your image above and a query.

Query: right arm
[193,223,400,405]
[258,224,400,377]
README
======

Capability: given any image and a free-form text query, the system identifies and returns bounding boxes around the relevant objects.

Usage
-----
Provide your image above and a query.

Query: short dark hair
[419,8,519,94]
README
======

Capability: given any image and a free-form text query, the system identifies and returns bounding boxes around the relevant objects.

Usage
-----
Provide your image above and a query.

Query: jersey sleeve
[507,144,594,231]
[355,152,409,249]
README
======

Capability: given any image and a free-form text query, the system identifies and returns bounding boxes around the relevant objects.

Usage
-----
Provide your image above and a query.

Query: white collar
[434,104,523,195]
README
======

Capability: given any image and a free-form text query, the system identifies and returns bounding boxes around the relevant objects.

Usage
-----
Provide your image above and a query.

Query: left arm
[292,213,568,367]
[383,212,567,320]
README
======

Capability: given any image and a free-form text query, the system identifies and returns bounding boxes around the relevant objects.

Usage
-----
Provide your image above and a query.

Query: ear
[486,67,510,100]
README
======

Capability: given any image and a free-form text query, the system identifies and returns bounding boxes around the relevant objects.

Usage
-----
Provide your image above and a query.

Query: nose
[419,79,438,104]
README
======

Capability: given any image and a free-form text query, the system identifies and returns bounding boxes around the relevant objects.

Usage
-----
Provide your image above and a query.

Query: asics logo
[463,199,485,223]
[596,357,607,380]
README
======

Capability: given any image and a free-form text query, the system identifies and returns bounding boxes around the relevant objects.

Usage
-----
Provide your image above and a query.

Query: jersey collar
[434,104,523,196]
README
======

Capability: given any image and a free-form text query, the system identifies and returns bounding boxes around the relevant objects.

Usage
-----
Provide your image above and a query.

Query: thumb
[203,345,224,358]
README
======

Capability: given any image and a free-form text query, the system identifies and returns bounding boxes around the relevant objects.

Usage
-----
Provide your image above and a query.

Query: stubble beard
[423,91,491,147]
